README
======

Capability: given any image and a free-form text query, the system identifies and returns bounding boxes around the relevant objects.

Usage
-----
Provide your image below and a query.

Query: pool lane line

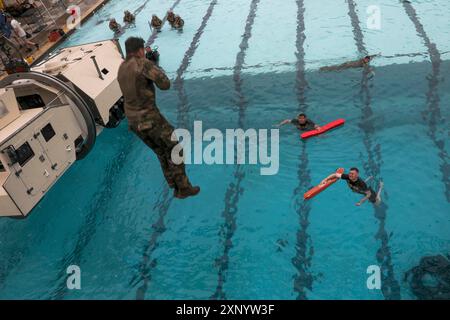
[401,1,449,203]
[290,0,316,301]
[146,0,183,47]
[233,0,260,127]
[210,169,244,300]
[295,0,307,110]
[210,0,260,300]
[292,143,314,301]
[133,185,172,300]
[132,0,154,17]
[48,137,137,300]
[134,0,219,300]
[346,0,401,300]
[174,0,218,126]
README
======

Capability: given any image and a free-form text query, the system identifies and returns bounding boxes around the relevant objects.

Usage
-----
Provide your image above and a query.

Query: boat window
[41,123,56,142]
[14,142,35,167]
[16,94,46,110]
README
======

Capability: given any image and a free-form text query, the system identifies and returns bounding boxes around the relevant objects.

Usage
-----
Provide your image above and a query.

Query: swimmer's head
[349,167,360,180]
[297,113,307,124]
[363,56,371,63]
[125,36,145,58]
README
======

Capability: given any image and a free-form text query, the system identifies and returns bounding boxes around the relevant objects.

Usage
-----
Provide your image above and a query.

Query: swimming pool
[0,0,449,299]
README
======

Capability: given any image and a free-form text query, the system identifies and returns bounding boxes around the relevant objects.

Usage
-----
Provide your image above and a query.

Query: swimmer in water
[173,15,184,30]
[109,18,123,34]
[320,54,379,72]
[321,167,383,206]
[167,10,176,27]
[150,15,163,31]
[123,10,135,24]
[277,113,320,131]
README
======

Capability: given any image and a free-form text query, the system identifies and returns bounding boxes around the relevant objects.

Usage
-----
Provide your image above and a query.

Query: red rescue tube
[301,118,345,139]
[304,168,345,200]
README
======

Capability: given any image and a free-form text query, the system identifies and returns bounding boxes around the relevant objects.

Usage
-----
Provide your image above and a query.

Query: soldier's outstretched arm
[143,60,171,90]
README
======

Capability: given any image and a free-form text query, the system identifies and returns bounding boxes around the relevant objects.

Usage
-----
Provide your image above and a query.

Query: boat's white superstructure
[0,39,125,218]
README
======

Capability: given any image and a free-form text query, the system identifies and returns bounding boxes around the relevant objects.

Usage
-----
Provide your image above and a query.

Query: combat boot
[174,186,200,199]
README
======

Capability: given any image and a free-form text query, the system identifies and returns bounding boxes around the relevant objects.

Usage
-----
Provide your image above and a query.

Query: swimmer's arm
[276,119,292,127]
[308,120,320,130]
[320,64,344,72]
[143,60,170,90]
[356,191,371,206]
[321,172,342,185]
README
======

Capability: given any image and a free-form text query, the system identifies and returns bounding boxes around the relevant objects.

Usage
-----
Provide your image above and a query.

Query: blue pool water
[1,0,449,300]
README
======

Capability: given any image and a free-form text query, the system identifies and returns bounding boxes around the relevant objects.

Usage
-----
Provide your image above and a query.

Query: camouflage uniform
[117,55,192,191]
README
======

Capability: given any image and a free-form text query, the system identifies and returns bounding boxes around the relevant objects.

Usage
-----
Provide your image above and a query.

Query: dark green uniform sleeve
[142,59,171,90]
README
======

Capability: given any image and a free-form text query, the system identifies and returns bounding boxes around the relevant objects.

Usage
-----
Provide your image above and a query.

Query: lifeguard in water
[312,168,383,206]
[277,113,319,131]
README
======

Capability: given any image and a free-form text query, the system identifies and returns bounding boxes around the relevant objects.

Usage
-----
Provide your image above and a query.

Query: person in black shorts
[277,113,320,131]
[321,167,383,206]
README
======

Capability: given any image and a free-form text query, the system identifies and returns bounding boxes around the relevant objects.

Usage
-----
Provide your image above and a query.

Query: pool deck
[32,0,113,64]
[1,0,111,78]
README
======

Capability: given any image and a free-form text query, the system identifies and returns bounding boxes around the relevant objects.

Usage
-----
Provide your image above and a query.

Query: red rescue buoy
[301,118,345,140]
[304,168,344,200]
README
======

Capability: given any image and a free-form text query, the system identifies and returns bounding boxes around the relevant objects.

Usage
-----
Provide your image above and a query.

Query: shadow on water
[404,254,450,300]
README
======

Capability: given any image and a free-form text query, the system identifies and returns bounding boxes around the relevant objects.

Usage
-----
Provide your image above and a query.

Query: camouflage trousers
[127,109,192,191]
